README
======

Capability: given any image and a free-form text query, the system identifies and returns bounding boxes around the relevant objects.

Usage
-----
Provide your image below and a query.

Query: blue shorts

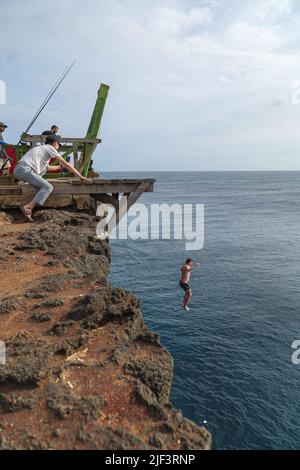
[179,280,191,292]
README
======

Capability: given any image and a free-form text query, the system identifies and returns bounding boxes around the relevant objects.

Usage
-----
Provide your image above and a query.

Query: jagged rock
[124,356,173,403]
[33,299,64,309]
[53,428,62,438]
[96,426,151,450]
[0,209,211,450]
[135,380,168,420]
[25,292,48,299]
[37,274,75,292]
[63,253,109,279]
[46,260,61,267]
[46,383,105,420]
[68,289,142,334]
[51,321,75,336]
[0,392,36,413]
[0,337,59,385]
[149,432,166,449]
[0,297,21,315]
[136,331,161,345]
[31,311,53,322]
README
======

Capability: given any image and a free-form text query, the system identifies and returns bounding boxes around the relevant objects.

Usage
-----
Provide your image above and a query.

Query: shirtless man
[179,258,195,311]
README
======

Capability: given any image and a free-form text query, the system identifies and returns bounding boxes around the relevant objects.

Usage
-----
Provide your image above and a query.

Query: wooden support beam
[19,179,154,197]
[0,186,22,195]
[73,143,79,169]
[109,181,153,233]
[79,143,98,173]
[91,193,119,209]
[127,182,151,210]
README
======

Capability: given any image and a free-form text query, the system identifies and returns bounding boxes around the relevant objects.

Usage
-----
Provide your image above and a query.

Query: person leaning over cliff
[0,121,7,159]
[0,121,11,175]
[14,135,91,222]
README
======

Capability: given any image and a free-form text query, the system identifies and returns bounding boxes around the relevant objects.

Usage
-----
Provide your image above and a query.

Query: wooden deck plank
[20,182,154,196]
[0,178,155,209]
[0,186,22,195]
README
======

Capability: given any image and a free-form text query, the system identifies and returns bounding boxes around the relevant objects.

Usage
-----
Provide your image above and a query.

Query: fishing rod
[16,60,76,147]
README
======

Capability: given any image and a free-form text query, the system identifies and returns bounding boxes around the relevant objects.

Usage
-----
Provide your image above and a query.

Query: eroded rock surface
[0,209,211,450]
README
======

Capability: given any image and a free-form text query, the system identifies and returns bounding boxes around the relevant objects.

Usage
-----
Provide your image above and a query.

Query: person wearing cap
[0,122,8,158]
[13,134,91,221]
[0,122,12,175]
[42,125,59,136]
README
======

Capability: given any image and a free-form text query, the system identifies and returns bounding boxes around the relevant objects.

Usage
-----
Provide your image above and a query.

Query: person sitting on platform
[13,135,91,222]
[42,125,59,136]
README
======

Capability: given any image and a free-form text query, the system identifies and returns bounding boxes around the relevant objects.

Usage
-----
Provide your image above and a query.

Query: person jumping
[179,258,197,311]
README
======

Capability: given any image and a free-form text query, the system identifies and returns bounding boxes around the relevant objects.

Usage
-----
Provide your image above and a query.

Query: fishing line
[15,60,76,148]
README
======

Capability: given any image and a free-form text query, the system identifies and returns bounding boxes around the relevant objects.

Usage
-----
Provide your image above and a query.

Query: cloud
[226,22,281,52]
[144,6,213,36]
[255,0,292,22]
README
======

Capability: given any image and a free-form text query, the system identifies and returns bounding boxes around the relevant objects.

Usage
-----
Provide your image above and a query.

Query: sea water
[103,171,300,450]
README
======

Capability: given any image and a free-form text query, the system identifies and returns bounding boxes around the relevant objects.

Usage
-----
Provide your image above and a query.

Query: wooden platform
[0,178,155,214]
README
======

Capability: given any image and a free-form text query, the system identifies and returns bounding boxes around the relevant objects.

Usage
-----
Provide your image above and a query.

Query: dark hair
[45,135,60,146]
[51,125,58,130]
[186,258,193,264]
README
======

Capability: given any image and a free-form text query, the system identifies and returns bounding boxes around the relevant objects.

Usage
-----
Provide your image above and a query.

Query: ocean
[102,171,300,450]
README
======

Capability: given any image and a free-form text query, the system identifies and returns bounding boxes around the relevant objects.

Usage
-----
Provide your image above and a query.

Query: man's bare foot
[20,206,34,222]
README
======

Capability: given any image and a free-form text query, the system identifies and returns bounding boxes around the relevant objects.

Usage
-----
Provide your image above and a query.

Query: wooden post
[73,143,79,169]
[82,83,110,176]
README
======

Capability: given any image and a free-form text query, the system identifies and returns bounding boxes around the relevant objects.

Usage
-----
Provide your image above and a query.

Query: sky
[1,0,300,171]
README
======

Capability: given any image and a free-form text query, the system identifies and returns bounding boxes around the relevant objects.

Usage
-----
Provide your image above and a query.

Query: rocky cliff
[0,209,211,450]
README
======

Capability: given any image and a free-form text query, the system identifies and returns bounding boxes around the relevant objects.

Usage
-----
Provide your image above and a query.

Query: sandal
[20,206,34,222]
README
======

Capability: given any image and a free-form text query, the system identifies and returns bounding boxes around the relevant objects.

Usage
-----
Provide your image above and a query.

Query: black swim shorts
[179,280,191,291]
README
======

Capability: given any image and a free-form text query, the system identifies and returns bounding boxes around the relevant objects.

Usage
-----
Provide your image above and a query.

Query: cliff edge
[0,209,211,450]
